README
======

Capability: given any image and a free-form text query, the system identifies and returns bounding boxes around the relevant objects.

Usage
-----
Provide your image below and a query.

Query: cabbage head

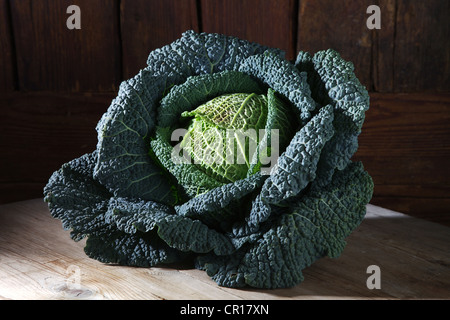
[44,30,373,289]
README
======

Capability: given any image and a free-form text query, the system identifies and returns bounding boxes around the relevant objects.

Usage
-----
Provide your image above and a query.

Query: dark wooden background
[1,0,449,226]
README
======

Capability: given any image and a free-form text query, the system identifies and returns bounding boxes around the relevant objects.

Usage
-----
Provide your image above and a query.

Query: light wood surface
[0,199,449,300]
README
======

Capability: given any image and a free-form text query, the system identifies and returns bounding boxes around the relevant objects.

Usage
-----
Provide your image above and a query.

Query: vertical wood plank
[0,92,115,204]
[201,0,297,60]
[353,92,450,224]
[0,0,15,91]
[373,0,396,92]
[393,0,450,92]
[297,0,374,90]
[10,0,121,92]
[120,0,199,80]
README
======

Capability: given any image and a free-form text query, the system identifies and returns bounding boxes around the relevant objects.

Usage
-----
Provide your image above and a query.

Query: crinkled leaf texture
[44,30,373,289]
[196,162,373,288]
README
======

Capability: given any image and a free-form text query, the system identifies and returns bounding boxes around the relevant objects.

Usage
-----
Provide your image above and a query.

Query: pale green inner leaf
[180,93,268,183]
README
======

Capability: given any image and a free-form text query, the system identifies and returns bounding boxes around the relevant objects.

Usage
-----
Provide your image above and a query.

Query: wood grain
[297,0,374,90]
[373,0,396,92]
[9,0,121,92]
[353,92,450,226]
[0,199,449,299]
[201,0,298,60]
[0,91,115,203]
[393,0,450,92]
[120,0,199,80]
[0,0,15,92]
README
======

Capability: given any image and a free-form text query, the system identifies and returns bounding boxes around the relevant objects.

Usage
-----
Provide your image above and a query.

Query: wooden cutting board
[0,199,449,300]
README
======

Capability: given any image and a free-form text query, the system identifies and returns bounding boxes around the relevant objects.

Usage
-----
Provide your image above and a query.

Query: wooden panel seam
[0,0,18,91]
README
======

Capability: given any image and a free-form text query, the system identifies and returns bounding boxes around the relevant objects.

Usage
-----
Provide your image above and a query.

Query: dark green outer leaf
[196,161,374,289]
[44,152,188,267]
[94,74,177,205]
[232,105,335,238]
[295,49,370,187]
[260,104,335,204]
[44,151,111,241]
[84,226,186,267]
[150,30,284,76]
[175,173,265,228]
[106,197,235,256]
[238,52,317,124]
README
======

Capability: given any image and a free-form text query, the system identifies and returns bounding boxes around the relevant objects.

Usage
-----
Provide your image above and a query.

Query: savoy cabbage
[44,30,373,289]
